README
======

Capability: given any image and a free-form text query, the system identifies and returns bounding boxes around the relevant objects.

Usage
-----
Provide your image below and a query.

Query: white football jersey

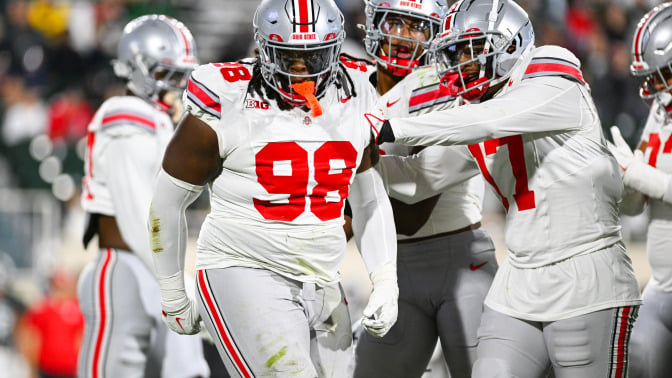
[183,60,378,285]
[387,45,623,267]
[375,66,484,239]
[384,45,642,320]
[638,102,672,292]
[81,96,175,272]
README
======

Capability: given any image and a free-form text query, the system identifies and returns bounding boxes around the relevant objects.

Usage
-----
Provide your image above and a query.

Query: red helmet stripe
[295,0,313,33]
[164,16,193,57]
[633,4,672,65]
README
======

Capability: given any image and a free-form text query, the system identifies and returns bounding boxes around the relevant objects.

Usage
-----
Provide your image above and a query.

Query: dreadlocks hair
[244,50,359,112]
[243,57,295,111]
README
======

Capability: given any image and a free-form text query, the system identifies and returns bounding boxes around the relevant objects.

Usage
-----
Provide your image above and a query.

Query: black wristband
[377,120,395,144]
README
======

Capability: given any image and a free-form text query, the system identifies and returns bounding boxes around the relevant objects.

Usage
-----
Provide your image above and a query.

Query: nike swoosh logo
[387,98,400,107]
[340,95,352,103]
[470,262,487,271]
[176,317,185,331]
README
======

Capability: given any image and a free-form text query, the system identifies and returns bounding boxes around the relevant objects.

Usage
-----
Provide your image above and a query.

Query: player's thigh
[472,306,550,378]
[353,300,437,378]
[77,250,154,378]
[544,306,638,378]
[438,231,496,377]
[196,267,317,378]
[629,286,672,378]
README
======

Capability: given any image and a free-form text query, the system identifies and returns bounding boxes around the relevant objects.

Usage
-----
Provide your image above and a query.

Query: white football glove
[361,263,398,338]
[158,272,202,335]
[608,126,637,172]
[609,125,672,202]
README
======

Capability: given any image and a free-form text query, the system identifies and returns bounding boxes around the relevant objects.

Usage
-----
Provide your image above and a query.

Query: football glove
[608,126,637,172]
[158,272,202,335]
[609,125,672,202]
[361,262,398,338]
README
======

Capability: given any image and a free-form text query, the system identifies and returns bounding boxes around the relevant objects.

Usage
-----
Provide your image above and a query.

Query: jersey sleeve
[388,47,589,146]
[105,131,162,273]
[183,62,252,157]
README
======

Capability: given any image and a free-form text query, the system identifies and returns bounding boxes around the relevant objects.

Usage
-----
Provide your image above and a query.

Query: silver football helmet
[361,0,448,77]
[253,0,345,104]
[113,15,198,107]
[631,2,672,108]
[429,0,534,101]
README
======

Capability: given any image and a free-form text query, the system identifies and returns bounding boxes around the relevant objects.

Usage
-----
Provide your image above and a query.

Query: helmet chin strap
[379,53,419,77]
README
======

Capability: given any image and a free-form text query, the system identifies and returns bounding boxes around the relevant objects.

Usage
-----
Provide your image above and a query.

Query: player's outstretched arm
[349,140,398,338]
[148,113,222,335]
[609,126,672,204]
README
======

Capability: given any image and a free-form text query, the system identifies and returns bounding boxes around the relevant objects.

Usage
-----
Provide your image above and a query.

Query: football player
[370,0,642,376]
[608,3,672,377]
[77,15,210,378]
[147,0,398,377]
[352,1,498,377]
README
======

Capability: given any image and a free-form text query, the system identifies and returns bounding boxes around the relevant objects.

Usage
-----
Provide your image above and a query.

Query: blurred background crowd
[0,0,661,377]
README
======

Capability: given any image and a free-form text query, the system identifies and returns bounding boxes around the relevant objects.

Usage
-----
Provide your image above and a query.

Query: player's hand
[361,263,398,338]
[161,297,201,335]
[158,273,202,335]
[608,126,637,171]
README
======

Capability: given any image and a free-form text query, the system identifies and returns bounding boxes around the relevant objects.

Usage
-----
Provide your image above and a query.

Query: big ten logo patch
[245,99,269,110]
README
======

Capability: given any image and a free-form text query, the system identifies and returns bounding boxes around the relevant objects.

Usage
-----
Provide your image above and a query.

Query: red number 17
[468,135,536,211]
[646,132,672,167]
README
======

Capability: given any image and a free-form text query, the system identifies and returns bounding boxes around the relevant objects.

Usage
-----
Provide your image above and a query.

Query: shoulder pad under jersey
[519,45,586,86]
[91,96,159,135]
[184,61,253,126]
[339,53,375,73]
[380,66,457,117]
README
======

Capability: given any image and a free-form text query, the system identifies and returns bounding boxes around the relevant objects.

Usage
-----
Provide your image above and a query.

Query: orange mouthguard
[291,81,323,117]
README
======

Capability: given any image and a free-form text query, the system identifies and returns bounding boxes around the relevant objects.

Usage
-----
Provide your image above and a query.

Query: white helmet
[253,0,345,104]
[361,0,448,77]
[429,0,534,100]
[631,2,672,112]
[113,15,198,108]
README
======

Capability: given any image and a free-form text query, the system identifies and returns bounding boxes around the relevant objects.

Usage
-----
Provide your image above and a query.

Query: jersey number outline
[253,141,357,221]
[213,62,252,82]
[646,132,672,167]
[468,135,536,211]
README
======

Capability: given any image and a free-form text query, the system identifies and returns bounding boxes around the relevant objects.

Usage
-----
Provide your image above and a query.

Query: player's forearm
[349,168,397,273]
[148,169,203,278]
[384,80,582,146]
[624,160,672,205]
